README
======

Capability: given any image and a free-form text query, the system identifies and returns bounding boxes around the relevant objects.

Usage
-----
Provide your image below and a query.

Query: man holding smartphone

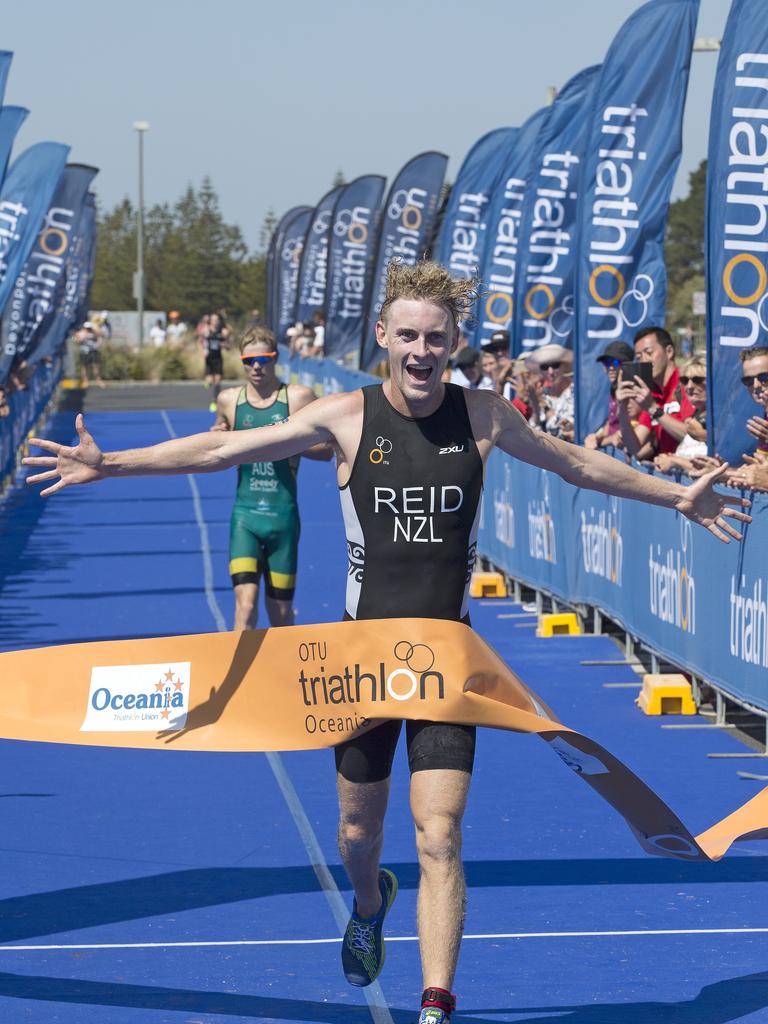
[617,327,694,458]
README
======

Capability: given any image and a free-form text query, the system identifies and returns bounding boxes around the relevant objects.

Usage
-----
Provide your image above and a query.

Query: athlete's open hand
[676,462,752,543]
[23,414,105,496]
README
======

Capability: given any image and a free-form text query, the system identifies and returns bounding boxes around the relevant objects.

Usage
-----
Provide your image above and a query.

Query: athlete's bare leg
[337,774,391,917]
[265,596,295,627]
[410,768,471,990]
[233,581,259,629]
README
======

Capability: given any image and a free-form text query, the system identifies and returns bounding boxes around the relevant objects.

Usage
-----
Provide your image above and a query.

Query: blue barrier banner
[471,108,550,350]
[0,353,61,487]
[0,51,12,107]
[276,206,314,345]
[2,165,98,374]
[574,0,698,442]
[28,183,99,369]
[324,174,386,364]
[360,151,448,370]
[0,142,69,384]
[266,206,312,336]
[295,185,343,328]
[706,0,768,463]
[0,106,28,187]
[433,127,517,285]
[512,67,600,355]
[480,448,768,711]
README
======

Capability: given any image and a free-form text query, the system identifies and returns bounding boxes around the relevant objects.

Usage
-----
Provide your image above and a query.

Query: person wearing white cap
[525,343,574,441]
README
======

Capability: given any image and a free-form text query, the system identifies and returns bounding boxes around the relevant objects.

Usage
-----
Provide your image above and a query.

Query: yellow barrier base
[636,674,697,716]
[469,572,507,598]
[537,612,582,637]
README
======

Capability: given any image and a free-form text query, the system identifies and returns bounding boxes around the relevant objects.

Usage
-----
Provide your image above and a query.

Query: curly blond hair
[239,325,276,353]
[379,260,479,328]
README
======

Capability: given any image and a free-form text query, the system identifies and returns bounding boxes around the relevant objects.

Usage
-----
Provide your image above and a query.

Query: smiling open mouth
[406,365,433,383]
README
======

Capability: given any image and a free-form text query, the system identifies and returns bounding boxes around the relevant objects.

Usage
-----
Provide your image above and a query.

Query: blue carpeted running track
[1,405,768,1023]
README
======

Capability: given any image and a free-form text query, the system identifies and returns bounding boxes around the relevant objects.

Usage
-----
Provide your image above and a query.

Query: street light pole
[132,120,150,347]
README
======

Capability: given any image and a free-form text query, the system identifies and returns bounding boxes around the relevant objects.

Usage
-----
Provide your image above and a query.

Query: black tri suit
[335,383,484,783]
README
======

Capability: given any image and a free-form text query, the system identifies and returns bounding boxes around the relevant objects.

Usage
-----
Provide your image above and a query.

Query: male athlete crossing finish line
[25,261,751,1024]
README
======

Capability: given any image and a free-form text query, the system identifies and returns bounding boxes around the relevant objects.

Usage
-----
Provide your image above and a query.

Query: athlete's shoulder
[463,385,519,441]
[286,382,319,409]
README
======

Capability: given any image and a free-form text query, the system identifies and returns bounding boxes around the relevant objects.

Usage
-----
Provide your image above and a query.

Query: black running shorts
[334,718,476,783]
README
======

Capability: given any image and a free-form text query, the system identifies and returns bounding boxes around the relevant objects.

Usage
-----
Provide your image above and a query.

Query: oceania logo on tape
[297,638,443,737]
[81,662,190,732]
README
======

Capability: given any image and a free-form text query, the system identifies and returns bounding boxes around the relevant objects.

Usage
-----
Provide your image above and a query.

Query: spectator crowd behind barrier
[289,353,768,715]
[0,354,62,493]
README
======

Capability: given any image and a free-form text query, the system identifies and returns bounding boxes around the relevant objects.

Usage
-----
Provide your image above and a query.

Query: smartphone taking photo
[620,361,654,390]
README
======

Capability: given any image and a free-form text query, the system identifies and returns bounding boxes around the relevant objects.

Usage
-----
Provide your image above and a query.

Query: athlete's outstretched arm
[24,394,344,496]
[486,393,752,545]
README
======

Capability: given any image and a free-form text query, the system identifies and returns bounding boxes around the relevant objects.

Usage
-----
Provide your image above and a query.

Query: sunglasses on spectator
[602,358,623,368]
[741,371,768,388]
[539,362,561,371]
[242,353,277,366]
[680,375,706,386]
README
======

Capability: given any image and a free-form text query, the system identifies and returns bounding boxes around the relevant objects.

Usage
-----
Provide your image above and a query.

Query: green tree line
[90,163,704,338]
[664,158,706,337]
[90,178,271,323]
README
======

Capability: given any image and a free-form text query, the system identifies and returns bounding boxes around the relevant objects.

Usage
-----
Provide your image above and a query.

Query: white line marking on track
[171,410,394,1024]
[4,927,768,952]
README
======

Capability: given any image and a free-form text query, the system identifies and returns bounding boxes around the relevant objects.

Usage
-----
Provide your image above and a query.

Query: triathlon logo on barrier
[647,518,696,634]
[493,460,515,550]
[580,498,623,585]
[527,472,556,563]
[81,662,190,732]
[296,637,444,737]
[729,571,768,668]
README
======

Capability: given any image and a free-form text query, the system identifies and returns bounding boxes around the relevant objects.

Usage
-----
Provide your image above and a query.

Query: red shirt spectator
[637,366,695,454]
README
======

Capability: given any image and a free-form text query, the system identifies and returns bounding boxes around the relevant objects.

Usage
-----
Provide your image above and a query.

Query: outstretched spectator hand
[688,454,723,478]
[747,415,768,448]
[725,461,768,492]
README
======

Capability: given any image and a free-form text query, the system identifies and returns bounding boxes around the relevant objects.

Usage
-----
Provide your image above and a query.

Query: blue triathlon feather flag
[2,164,98,373]
[360,151,447,370]
[471,108,551,349]
[0,142,69,382]
[433,127,517,280]
[27,191,98,369]
[574,0,698,442]
[512,67,600,356]
[295,185,343,328]
[0,106,28,187]
[276,206,313,345]
[706,0,768,463]
[0,51,12,107]
[266,206,311,336]
[73,193,98,329]
[324,174,386,364]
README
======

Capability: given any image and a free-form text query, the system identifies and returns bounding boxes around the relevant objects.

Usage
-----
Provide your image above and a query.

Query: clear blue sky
[3,0,731,251]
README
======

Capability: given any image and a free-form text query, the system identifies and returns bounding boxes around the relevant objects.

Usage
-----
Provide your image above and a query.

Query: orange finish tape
[1,618,766,863]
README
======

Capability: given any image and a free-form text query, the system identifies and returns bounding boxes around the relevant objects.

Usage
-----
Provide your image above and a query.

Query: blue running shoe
[341,867,398,986]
